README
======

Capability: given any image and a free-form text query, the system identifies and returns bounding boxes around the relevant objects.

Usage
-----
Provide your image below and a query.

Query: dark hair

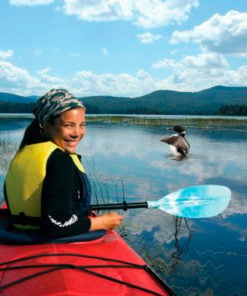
[18,119,47,150]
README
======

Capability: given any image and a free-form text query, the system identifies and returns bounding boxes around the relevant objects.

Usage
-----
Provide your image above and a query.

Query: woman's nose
[72,126,84,137]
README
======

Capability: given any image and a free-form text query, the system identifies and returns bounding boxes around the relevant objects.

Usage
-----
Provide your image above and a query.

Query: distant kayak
[0,206,174,296]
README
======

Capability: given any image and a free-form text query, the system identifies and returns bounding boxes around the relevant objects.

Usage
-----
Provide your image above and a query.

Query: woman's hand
[89,212,124,231]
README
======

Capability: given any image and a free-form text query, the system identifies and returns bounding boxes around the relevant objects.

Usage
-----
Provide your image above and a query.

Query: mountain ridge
[1,85,247,115]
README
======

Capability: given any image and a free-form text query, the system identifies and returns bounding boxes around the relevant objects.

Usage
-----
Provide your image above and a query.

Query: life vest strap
[9,212,42,226]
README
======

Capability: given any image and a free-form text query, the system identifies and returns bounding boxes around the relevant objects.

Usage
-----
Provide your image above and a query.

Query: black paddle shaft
[91,201,148,211]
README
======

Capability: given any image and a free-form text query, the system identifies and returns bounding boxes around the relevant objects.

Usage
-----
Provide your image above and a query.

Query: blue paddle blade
[147,185,231,218]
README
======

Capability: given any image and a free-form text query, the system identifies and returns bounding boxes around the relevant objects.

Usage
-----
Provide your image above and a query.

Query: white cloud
[63,0,133,22]
[137,32,162,43]
[133,0,199,28]
[37,67,66,85]
[1,56,247,97]
[63,0,199,28]
[183,52,228,68]
[9,0,54,5]
[1,61,156,97]
[152,58,178,69]
[0,49,14,59]
[36,67,51,76]
[152,52,247,91]
[153,52,228,70]
[0,61,41,95]
[171,10,247,55]
[69,69,159,97]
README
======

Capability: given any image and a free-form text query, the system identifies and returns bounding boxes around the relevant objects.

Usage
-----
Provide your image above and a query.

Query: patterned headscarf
[33,89,85,125]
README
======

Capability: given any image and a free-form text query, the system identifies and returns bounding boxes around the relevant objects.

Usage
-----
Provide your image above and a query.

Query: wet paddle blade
[147,185,231,218]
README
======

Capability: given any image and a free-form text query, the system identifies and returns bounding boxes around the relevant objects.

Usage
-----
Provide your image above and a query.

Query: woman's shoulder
[48,149,73,168]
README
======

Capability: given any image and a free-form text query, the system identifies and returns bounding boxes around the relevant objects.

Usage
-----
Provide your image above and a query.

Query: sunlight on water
[0,116,246,296]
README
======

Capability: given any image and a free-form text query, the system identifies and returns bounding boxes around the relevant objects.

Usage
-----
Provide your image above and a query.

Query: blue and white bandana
[33,89,85,125]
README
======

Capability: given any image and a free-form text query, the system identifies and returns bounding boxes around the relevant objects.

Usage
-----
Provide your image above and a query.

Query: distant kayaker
[4,89,124,238]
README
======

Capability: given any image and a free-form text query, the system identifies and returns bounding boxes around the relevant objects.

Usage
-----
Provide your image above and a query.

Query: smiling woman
[4,89,124,238]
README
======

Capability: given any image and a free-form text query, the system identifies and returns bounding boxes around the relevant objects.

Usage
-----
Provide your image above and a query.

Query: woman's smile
[64,139,80,148]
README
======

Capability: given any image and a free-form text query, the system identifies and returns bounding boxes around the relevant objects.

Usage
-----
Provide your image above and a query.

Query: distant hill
[81,85,247,115]
[0,92,37,103]
[0,85,247,115]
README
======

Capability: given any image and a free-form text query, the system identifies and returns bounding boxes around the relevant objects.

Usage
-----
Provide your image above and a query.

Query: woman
[4,89,123,238]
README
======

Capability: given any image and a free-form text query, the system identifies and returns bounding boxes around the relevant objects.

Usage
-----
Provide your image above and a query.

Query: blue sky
[0,0,247,97]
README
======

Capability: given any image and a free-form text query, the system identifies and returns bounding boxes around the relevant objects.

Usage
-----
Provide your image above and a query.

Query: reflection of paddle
[91,185,231,219]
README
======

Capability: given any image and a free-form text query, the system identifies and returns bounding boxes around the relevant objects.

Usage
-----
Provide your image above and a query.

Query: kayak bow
[0,207,174,296]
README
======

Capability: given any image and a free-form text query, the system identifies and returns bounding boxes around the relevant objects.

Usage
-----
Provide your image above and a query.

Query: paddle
[91,185,231,219]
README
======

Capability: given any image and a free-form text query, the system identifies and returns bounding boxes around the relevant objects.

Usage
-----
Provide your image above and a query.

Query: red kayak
[0,207,174,296]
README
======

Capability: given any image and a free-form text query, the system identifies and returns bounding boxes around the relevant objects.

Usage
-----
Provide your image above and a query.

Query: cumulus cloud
[182,52,228,68]
[151,51,247,91]
[62,0,199,28]
[9,0,199,28]
[9,0,54,5]
[170,10,247,55]
[0,59,159,96]
[133,0,199,28]
[1,56,247,97]
[0,62,66,96]
[137,32,163,43]
[153,52,228,69]
[0,49,13,59]
[63,0,133,22]
[0,61,41,94]
[37,67,65,84]
[69,69,160,96]
[152,58,178,69]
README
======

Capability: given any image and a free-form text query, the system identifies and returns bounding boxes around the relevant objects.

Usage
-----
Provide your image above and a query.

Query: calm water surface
[0,116,246,296]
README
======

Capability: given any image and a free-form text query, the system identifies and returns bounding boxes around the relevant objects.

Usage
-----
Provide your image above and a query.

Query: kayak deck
[0,231,174,296]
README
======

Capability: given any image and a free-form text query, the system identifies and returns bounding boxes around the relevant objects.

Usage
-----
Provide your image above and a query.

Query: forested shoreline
[0,101,247,116]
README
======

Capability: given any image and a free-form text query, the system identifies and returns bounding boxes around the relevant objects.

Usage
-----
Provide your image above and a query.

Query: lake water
[0,115,246,296]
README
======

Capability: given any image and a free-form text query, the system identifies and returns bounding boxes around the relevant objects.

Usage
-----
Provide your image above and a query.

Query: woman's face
[43,107,86,153]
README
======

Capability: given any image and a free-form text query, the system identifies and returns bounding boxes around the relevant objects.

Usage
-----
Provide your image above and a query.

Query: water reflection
[172,217,192,262]
[81,121,247,295]
[0,117,246,296]
[79,123,247,217]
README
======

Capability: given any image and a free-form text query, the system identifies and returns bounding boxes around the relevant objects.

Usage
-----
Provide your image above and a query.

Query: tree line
[218,104,247,116]
[0,101,247,116]
[0,101,35,113]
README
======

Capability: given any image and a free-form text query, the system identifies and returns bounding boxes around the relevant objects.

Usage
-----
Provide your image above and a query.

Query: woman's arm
[42,150,91,237]
[42,150,124,237]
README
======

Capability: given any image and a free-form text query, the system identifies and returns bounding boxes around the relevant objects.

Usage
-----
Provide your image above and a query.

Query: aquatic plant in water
[0,137,18,174]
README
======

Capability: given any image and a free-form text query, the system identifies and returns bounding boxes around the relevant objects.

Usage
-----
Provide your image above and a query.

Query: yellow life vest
[5,141,85,230]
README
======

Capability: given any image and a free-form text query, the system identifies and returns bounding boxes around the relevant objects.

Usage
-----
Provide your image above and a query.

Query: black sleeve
[42,149,91,237]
